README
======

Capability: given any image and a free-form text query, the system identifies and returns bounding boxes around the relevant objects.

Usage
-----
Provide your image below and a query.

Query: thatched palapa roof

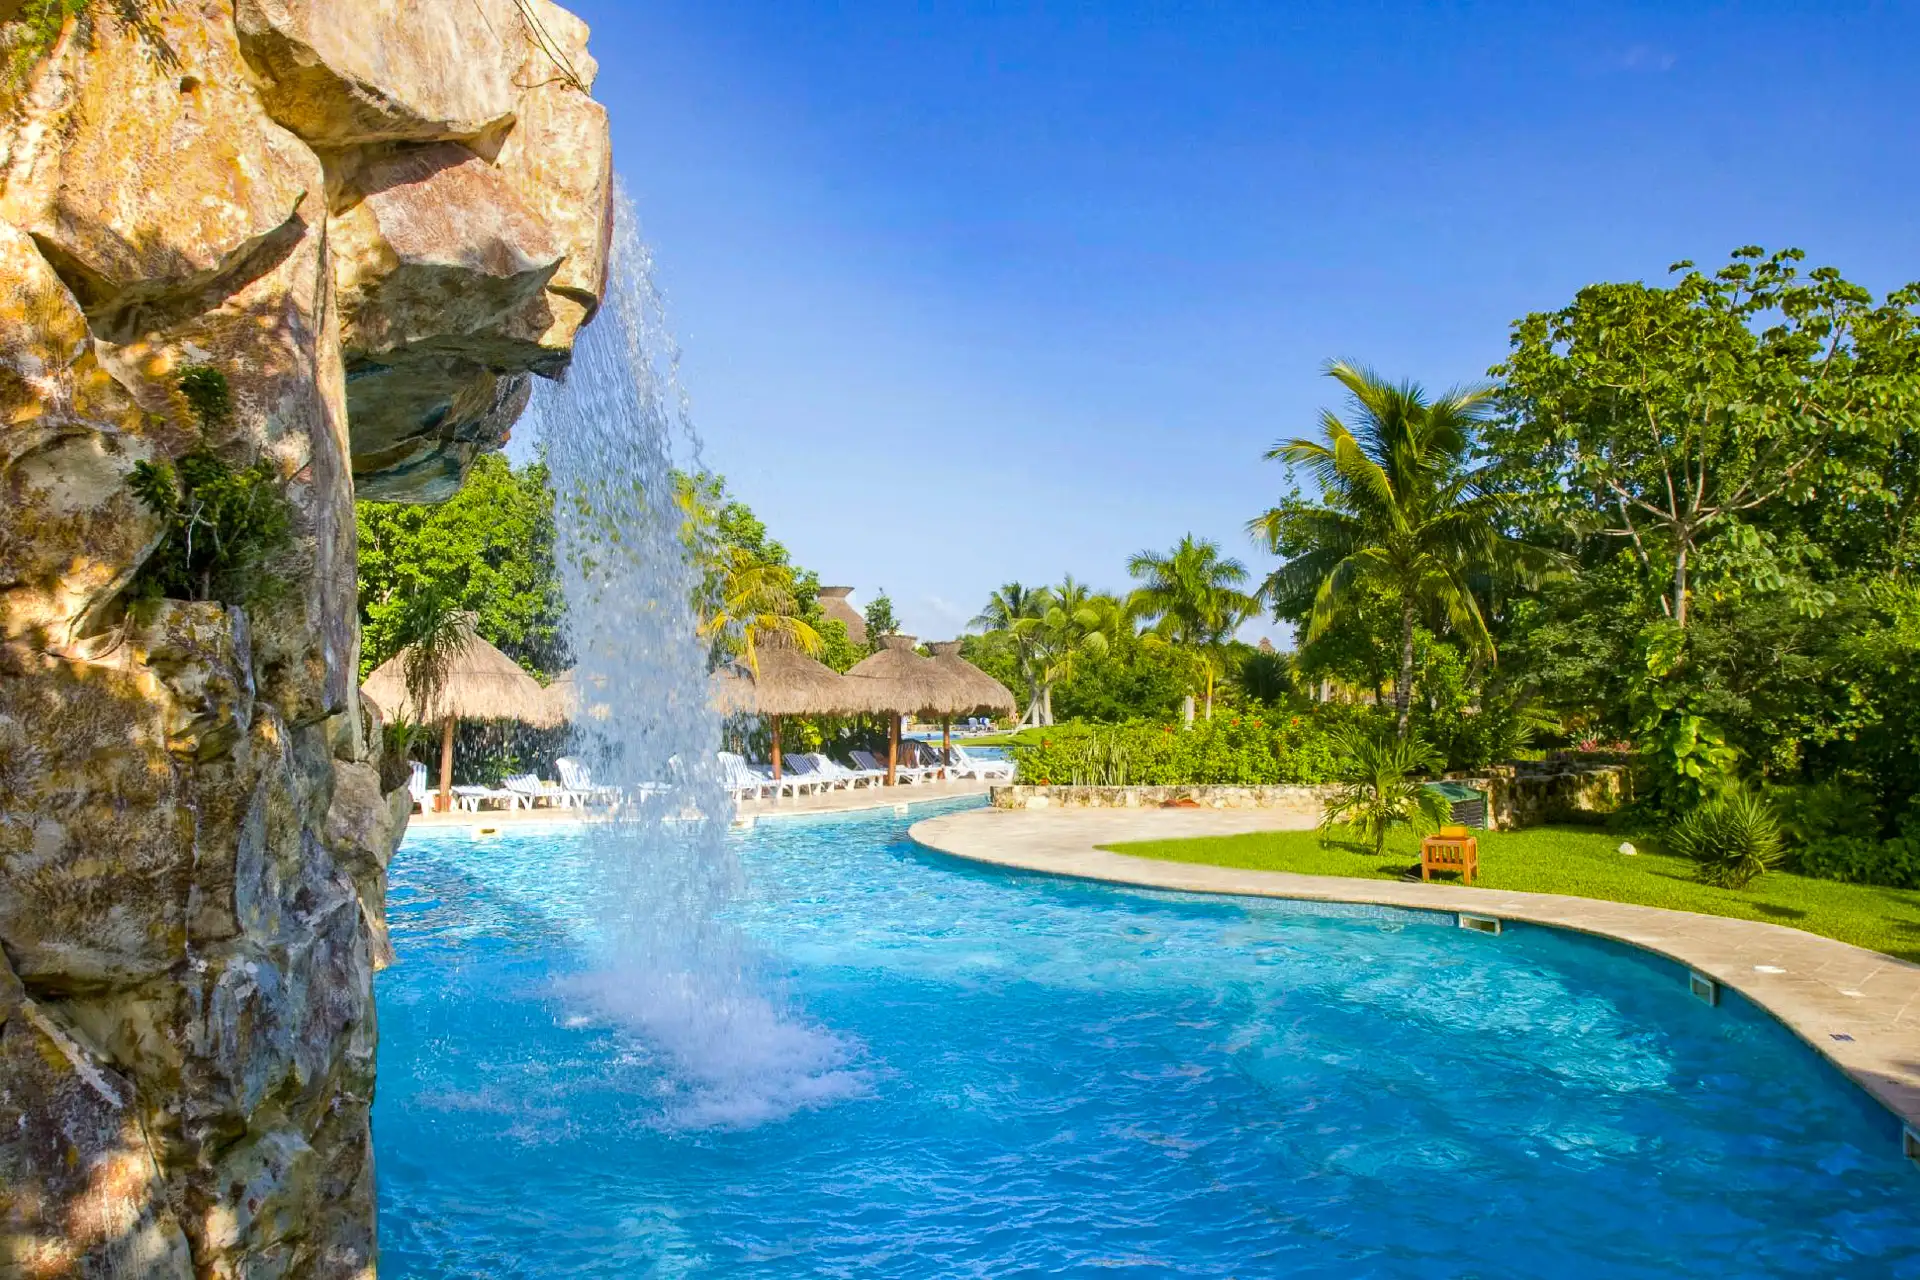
[844,635,976,717]
[926,640,1016,717]
[711,644,866,717]
[361,634,563,728]
[817,586,868,647]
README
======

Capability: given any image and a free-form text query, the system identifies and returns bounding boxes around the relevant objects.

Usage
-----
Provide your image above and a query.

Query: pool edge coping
[908,806,1920,1148]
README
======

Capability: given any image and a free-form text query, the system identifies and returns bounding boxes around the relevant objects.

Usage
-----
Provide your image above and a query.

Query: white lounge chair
[452,783,523,812]
[555,756,621,805]
[794,753,884,788]
[408,761,430,812]
[504,773,583,809]
[717,752,775,802]
[851,749,935,784]
[946,744,1015,781]
[782,755,848,791]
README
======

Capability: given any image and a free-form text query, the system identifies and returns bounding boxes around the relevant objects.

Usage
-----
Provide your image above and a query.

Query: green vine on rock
[2,2,170,97]
[127,366,294,609]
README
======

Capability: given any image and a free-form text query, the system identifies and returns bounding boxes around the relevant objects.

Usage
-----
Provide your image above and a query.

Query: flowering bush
[1012,705,1371,786]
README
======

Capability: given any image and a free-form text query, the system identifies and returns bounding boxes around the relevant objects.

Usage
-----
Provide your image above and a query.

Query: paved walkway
[408,778,991,829]
[910,806,1920,1144]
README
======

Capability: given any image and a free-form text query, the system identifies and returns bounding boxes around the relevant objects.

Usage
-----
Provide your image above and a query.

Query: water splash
[529,185,862,1128]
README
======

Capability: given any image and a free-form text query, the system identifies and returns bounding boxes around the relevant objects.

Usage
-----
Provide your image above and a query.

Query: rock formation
[0,2,610,1274]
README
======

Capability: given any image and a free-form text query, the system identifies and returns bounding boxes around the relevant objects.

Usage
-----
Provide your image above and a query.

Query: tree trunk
[770,714,782,780]
[1395,599,1415,740]
[1042,684,1054,726]
[887,714,899,786]
[437,716,455,812]
[1672,542,1691,629]
[1204,668,1214,721]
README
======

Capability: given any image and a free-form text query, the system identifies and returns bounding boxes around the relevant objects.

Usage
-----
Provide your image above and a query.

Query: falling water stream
[526,187,859,1127]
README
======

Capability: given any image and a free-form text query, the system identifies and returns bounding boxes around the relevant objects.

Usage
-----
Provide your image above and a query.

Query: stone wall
[993,785,1342,817]
[994,764,1631,832]
[0,3,609,1275]
[1465,762,1632,830]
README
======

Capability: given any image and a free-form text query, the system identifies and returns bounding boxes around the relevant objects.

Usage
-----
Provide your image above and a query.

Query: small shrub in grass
[1665,790,1785,889]
[1794,836,1920,890]
[1318,731,1450,857]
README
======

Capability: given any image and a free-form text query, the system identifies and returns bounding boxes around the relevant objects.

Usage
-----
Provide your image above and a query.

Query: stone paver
[910,806,1920,1143]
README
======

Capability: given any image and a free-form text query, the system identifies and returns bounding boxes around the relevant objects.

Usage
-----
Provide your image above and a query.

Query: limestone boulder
[0,2,321,323]
[496,0,614,348]
[0,951,193,1278]
[0,221,163,649]
[349,363,533,503]
[0,647,194,993]
[332,142,565,368]
[130,601,256,763]
[235,0,525,147]
[325,760,405,969]
[92,203,358,729]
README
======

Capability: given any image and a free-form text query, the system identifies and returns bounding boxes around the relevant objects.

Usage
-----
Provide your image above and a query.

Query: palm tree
[1023,576,1118,726]
[701,545,821,671]
[972,582,1052,723]
[1127,536,1257,719]
[1252,361,1553,739]
[1319,730,1451,856]
[392,584,477,811]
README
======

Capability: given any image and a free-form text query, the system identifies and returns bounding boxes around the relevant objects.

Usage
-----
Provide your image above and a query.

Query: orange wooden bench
[1420,825,1479,885]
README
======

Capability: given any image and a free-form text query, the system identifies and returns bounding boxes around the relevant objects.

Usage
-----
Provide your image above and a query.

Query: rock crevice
[0,2,609,1274]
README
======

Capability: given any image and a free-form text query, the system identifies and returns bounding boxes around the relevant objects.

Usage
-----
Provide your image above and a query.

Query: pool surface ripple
[376,801,1920,1278]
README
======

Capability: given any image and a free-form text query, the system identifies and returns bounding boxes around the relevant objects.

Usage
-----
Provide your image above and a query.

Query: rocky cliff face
[0,3,610,1274]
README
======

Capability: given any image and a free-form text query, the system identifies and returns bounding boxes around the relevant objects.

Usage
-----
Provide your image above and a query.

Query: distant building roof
[817,586,868,647]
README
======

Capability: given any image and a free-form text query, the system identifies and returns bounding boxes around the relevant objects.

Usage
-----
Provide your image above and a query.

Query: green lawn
[1105,825,1920,962]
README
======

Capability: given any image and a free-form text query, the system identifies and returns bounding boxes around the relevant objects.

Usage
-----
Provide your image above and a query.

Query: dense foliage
[128,368,294,609]
[358,455,565,677]
[1010,711,1364,788]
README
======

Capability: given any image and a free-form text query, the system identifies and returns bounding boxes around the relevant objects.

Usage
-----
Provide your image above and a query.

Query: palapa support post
[438,716,456,812]
[887,714,899,786]
[770,714,783,780]
[942,717,952,779]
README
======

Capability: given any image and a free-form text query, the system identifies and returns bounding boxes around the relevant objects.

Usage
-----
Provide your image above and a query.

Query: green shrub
[1665,790,1785,889]
[129,450,294,607]
[127,366,295,608]
[1794,836,1920,890]
[1318,731,1450,856]
[1010,706,1368,787]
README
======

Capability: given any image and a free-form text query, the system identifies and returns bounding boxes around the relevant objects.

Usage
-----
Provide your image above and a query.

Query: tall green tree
[1253,361,1551,739]
[972,582,1053,716]
[357,455,564,677]
[1491,247,1917,628]
[1023,576,1119,726]
[1127,535,1257,719]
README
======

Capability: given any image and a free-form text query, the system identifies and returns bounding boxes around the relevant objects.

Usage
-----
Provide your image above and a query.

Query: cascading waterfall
[528,185,860,1127]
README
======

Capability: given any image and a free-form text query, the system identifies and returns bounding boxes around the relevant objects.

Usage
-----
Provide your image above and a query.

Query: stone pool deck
[408,778,992,829]
[909,806,1920,1146]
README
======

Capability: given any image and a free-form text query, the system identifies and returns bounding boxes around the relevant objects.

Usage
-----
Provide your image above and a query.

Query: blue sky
[531,0,1919,643]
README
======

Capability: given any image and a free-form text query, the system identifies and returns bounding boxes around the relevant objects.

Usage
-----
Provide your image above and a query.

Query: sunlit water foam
[525,185,858,1128]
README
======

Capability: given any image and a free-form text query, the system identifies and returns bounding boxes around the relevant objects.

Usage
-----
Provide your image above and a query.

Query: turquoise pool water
[376,801,1920,1277]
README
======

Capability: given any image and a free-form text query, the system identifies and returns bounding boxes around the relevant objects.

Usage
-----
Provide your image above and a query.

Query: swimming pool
[375,800,1920,1277]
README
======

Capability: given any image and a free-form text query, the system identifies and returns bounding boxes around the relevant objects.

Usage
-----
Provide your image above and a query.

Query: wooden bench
[1420,824,1479,885]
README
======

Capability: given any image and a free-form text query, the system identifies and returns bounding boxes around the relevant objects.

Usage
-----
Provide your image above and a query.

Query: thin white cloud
[1618,44,1677,73]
